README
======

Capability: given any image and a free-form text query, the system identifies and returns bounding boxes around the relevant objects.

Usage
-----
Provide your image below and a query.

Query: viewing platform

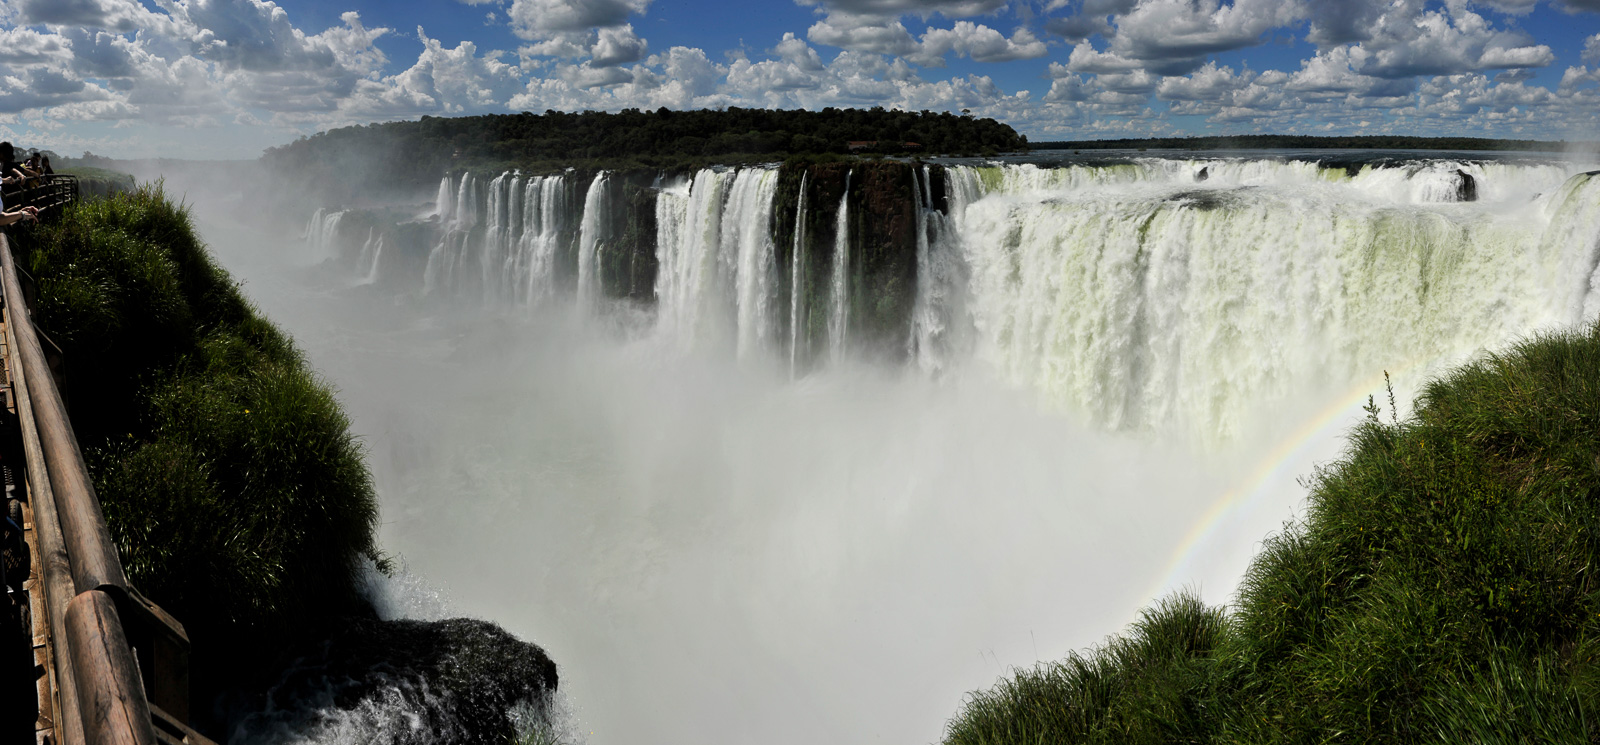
[1,179,211,745]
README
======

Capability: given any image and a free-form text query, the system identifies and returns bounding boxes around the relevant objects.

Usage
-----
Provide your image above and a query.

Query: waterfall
[577,171,609,309]
[358,230,385,285]
[950,161,1600,439]
[425,174,480,296]
[909,166,976,375]
[434,175,454,221]
[729,169,780,359]
[481,172,512,306]
[789,172,809,377]
[303,207,346,262]
[355,157,1600,437]
[515,175,570,307]
[828,171,851,362]
[656,169,729,348]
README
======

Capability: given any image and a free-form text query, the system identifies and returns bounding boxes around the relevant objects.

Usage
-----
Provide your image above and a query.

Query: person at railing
[20,153,45,190]
[39,154,52,176]
[0,143,34,192]
[0,202,37,227]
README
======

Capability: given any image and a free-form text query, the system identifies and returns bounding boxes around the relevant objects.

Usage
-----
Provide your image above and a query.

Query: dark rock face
[229,617,558,745]
[1454,168,1478,202]
[596,170,660,302]
[1195,166,1210,182]
[850,161,921,361]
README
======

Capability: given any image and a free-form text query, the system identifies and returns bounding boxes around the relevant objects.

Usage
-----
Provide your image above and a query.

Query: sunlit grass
[947,324,1600,743]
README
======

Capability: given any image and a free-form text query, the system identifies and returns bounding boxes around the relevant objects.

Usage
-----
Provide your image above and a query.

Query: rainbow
[1142,354,1442,609]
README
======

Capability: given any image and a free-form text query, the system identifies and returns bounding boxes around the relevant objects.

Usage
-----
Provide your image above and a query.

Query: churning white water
[243,154,1600,745]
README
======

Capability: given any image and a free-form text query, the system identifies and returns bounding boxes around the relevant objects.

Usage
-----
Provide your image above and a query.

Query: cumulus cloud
[794,0,1009,20]
[1052,0,1307,76]
[3,0,1598,157]
[507,0,650,39]
[1339,2,1553,78]
[807,14,1046,66]
[919,21,1047,63]
[13,0,167,33]
[591,24,648,66]
[1043,0,1137,41]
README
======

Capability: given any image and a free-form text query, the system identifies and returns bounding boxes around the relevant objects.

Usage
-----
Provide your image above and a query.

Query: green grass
[15,184,380,665]
[946,324,1600,744]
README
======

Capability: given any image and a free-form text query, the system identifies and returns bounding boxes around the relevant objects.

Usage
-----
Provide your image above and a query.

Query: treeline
[1033,134,1595,152]
[260,107,1026,202]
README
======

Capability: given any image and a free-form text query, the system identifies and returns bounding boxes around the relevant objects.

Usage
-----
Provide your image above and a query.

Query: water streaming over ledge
[309,157,1600,440]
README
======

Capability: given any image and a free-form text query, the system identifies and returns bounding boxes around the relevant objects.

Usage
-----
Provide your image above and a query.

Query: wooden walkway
[1,180,213,745]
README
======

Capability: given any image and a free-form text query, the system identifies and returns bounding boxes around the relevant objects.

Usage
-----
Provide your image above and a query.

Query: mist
[136,154,1579,744]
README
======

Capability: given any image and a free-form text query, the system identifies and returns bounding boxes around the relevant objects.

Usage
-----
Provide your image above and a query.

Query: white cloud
[14,0,169,33]
[1154,61,1248,100]
[507,0,650,39]
[808,14,1046,66]
[1341,2,1553,79]
[591,24,648,66]
[795,0,1009,20]
[918,22,1048,63]
[1584,33,1600,64]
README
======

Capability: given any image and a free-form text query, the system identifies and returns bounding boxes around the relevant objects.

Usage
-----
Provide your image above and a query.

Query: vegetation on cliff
[260,107,1024,202]
[14,186,381,677]
[947,324,1600,743]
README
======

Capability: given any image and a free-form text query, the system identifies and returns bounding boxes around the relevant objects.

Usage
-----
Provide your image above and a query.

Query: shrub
[18,184,379,666]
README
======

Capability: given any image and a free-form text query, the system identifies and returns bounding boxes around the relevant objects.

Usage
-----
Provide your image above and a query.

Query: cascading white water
[577,171,610,309]
[729,170,781,359]
[947,160,1600,440]
[302,207,346,262]
[828,172,851,361]
[788,173,809,377]
[654,167,781,352]
[909,165,979,375]
[424,174,479,296]
[422,171,574,306]
[358,231,385,285]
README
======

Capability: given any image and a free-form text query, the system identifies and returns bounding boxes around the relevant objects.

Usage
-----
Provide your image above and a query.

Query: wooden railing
[3,175,78,216]
[1,185,207,744]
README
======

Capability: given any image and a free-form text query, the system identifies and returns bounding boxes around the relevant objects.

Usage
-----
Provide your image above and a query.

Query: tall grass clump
[15,185,380,671]
[947,324,1600,743]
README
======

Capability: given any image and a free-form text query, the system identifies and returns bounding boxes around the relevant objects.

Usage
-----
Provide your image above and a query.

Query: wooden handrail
[1,233,156,745]
[1,236,128,594]
[3,240,85,745]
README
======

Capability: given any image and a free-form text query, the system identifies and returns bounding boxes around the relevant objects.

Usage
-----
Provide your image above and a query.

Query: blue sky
[1,0,1598,158]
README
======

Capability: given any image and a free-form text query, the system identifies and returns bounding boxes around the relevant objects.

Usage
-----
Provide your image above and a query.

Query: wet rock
[1195,166,1209,182]
[1454,168,1478,202]
[231,617,557,745]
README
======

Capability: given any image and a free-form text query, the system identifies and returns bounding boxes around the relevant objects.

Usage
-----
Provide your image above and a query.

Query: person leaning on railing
[0,180,38,226]
[0,155,39,226]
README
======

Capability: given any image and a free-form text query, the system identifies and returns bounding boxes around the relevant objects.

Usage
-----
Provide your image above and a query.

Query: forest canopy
[261,107,1026,199]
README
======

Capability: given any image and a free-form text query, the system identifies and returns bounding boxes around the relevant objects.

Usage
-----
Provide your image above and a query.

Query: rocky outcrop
[231,617,558,744]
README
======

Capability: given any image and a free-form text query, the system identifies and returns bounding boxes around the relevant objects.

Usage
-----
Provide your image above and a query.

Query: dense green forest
[261,107,1026,202]
[1032,134,1597,152]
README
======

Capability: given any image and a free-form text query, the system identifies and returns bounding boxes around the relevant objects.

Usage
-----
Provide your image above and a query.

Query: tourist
[0,143,32,188]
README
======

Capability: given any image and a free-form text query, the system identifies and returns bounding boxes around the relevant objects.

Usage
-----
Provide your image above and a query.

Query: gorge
[233,151,1600,743]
